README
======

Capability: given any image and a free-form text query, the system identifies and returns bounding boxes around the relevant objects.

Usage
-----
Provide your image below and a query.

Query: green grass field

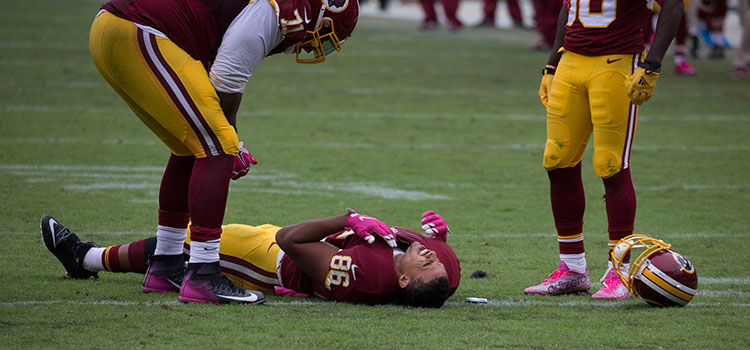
[2,0,749,348]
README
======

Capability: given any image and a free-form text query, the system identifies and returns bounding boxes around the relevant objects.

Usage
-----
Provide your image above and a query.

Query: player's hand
[539,67,555,108]
[625,64,660,105]
[345,208,397,248]
[421,210,451,242]
[231,141,258,180]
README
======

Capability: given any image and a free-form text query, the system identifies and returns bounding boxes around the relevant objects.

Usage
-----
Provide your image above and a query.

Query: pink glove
[231,141,258,180]
[421,210,451,241]
[345,208,397,248]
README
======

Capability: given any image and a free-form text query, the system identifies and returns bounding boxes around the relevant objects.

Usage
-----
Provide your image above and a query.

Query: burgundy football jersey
[563,0,663,55]
[279,227,461,305]
[101,0,311,66]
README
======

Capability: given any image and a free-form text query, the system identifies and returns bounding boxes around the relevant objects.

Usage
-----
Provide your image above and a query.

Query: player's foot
[512,18,526,29]
[524,261,591,295]
[40,214,99,279]
[474,18,495,28]
[674,61,696,75]
[448,21,463,32]
[732,66,748,79]
[143,254,185,294]
[591,267,631,300]
[421,21,438,31]
[178,262,265,305]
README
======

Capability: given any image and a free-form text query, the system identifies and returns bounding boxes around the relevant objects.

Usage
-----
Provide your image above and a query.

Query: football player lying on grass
[41,209,460,307]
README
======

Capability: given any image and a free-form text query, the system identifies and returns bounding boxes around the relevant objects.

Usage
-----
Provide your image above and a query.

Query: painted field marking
[1,164,450,201]
[2,298,747,308]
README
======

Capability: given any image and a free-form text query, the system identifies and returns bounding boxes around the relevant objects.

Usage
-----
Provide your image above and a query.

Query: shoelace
[543,268,566,283]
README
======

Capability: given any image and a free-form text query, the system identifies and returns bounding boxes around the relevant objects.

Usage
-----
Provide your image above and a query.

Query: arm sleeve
[209,0,283,93]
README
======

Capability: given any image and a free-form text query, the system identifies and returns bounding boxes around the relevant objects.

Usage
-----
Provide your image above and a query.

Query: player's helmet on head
[295,0,359,64]
[612,234,698,307]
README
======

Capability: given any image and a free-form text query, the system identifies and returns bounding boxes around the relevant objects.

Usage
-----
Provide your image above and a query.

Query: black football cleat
[143,254,185,293]
[179,262,265,305]
[40,214,99,279]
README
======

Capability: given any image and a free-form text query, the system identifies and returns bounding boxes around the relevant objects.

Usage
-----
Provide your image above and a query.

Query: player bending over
[41,210,460,307]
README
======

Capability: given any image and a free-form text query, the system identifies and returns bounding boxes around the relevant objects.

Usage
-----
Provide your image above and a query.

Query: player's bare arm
[645,0,685,66]
[275,215,348,283]
[546,6,568,68]
[217,91,243,129]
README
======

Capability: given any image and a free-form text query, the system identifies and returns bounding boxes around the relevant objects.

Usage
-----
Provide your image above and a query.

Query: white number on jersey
[567,0,655,28]
[325,255,352,289]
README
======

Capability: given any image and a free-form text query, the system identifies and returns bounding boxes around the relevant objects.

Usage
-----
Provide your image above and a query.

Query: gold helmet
[612,234,698,307]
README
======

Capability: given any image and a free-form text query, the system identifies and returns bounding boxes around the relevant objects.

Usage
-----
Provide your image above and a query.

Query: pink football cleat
[591,267,632,300]
[674,61,697,75]
[524,261,591,295]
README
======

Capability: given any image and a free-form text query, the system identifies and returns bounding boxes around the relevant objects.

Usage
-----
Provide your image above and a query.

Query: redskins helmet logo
[672,252,695,273]
[324,0,349,12]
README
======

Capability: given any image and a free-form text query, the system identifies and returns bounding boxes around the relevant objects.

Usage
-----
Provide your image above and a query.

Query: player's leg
[525,52,593,295]
[674,10,697,75]
[587,54,639,299]
[478,0,497,26]
[440,0,463,30]
[506,0,524,27]
[733,0,750,78]
[420,0,439,30]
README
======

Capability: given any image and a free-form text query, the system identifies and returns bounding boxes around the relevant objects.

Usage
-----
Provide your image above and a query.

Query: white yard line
[2,297,747,308]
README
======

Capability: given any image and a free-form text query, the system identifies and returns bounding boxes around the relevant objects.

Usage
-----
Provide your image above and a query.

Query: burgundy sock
[158,154,194,228]
[188,155,233,242]
[548,163,586,255]
[603,168,636,263]
[102,238,153,273]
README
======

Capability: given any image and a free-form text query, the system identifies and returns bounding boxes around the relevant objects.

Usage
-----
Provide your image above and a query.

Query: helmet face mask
[295,0,358,64]
[611,234,698,307]
[296,18,341,64]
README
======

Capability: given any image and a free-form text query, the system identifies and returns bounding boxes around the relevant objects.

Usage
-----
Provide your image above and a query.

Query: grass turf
[1,0,749,348]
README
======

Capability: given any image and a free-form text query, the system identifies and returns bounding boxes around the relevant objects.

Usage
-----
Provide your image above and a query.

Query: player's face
[399,242,447,283]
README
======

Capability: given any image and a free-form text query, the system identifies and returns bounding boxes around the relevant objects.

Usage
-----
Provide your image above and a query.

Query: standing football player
[41,210,460,307]
[527,0,683,299]
[84,0,359,304]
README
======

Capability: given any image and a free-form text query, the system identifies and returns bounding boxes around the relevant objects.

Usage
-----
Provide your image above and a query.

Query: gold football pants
[89,11,238,158]
[543,51,640,179]
[186,224,282,293]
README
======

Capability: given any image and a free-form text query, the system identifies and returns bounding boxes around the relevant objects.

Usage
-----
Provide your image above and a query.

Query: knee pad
[592,148,623,178]
[543,138,565,170]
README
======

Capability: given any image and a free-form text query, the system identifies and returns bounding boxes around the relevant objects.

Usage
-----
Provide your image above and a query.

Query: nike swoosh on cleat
[48,219,58,248]
[304,8,311,24]
[606,58,622,64]
[167,279,182,289]
[218,294,262,303]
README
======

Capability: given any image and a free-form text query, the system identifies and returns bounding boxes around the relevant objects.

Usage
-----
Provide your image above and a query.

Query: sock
[607,260,630,279]
[560,253,587,274]
[156,154,193,256]
[154,225,187,256]
[549,164,586,263]
[82,247,106,272]
[674,50,687,65]
[603,169,636,264]
[98,238,154,273]
[185,155,232,265]
[189,238,221,264]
